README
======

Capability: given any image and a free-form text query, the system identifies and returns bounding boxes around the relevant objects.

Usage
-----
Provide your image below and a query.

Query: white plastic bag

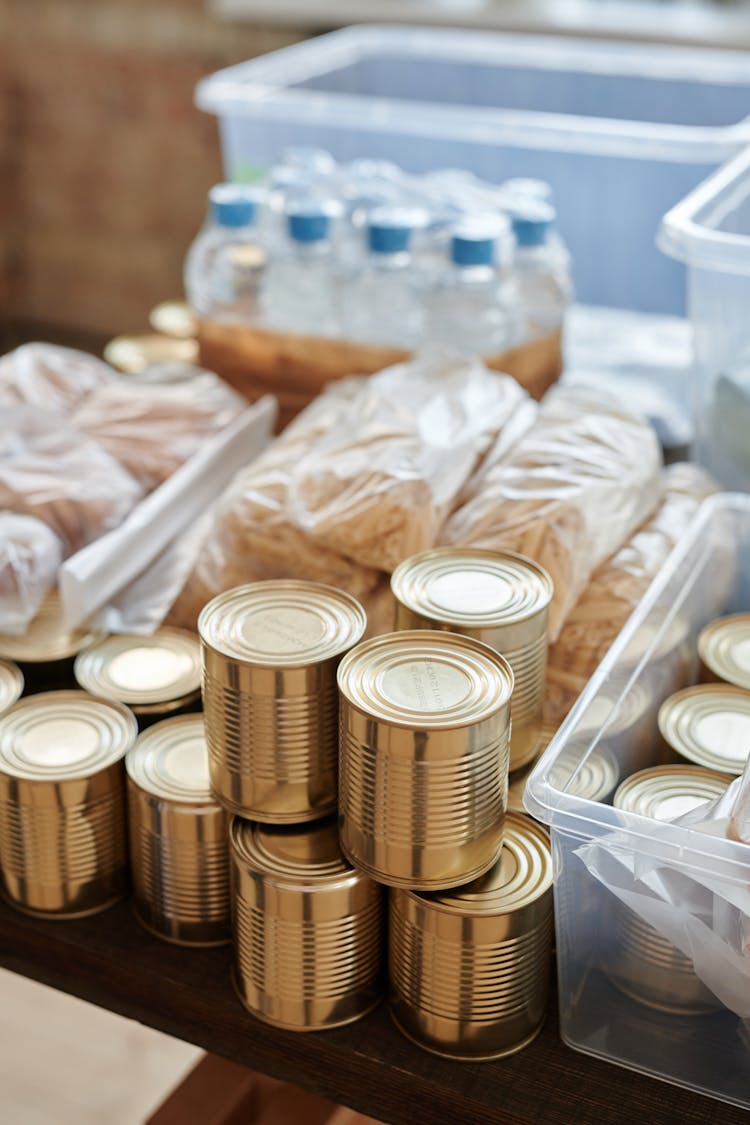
[0,342,115,412]
[0,513,63,634]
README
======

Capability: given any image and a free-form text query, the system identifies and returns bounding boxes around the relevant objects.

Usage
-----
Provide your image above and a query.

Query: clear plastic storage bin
[525,492,750,1110]
[660,145,750,491]
[195,25,750,315]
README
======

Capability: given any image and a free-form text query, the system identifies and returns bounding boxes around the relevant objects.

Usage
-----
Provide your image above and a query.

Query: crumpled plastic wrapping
[72,366,246,491]
[543,462,718,728]
[578,759,750,1019]
[440,384,663,639]
[0,408,143,554]
[288,349,536,572]
[0,342,115,412]
[0,513,63,634]
[730,756,750,846]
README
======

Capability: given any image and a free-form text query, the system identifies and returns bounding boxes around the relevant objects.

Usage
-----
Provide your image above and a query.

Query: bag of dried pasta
[441,384,662,639]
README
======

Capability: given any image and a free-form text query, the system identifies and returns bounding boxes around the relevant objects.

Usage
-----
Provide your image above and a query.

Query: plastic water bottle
[339,208,424,347]
[424,219,517,356]
[511,202,571,341]
[184,183,267,322]
[261,201,341,336]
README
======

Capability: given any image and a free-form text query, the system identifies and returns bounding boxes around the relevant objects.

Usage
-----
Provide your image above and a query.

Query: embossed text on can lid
[391,548,552,629]
[698,614,750,691]
[230,817,353,884]
[0,690,137,781]
[0,660,24,716]
[199,581,367,668]
[424,813,551,914]
[126,715,214,803]
[658,684,750,775]
[0,593,102,664]
[75,629,201,710]
[614,764,731,821]
[337,630,513,730]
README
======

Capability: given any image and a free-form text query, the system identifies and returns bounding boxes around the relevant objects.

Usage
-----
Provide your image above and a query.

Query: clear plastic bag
[0,342,115,412]
[0,513,63,634]
[441,384,663,639]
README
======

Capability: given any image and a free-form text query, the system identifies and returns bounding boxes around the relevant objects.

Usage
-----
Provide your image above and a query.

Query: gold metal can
[391,548,552,772]
[149,300,197,340]
[658,684,750,776]
[103,333,198,374]
[389,812,553,1060]
[230,817,384,1031]
[0,690,136,918]
[698,613,750,691]
[609,765,731,1014]
[0,660,23,716]
[338,629,514,890]
[200,581,367,823]
[75,628,202,725]
[126,715,231,947]
[0,592,102,689]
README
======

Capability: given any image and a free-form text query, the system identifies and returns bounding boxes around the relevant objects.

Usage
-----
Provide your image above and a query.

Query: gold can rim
[230,817,358,886]
[658,684,750,776]
[126,714,215,804]
[103,333,198,374]
[613,764,731,821]
[0,660,24,716]
[577,678,651,738]
[549,745,620,803]
[391,547,552,630]
[199,581,367,668]
[337,629,513,731]
[697,613,750,691]
[74,628,201,707]
[0,689,137,781]
[0,593,103,664]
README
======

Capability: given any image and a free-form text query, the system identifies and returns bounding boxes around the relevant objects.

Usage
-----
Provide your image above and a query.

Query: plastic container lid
[209,183,263,228]
[511,201,555,247]
[126,715,214,804]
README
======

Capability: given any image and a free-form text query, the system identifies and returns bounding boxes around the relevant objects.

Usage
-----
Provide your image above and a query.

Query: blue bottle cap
[287,203,334,243]
[209,184,261,228]
[451,233,495,267]
[366,208,423,254]
[511,201,555,248]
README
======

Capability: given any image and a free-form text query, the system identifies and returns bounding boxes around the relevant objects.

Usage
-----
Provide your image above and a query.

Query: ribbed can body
[127,779,231,946]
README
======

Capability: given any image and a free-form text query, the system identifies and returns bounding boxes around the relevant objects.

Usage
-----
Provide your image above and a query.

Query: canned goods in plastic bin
[658,684,750,776]
[698,613,750,691]
[0,690,136,918]
[126,715,231,947]
[199,581,367,823]
[230,817,384,1030]
[389,812,553,1059]
[338,629,513,890]
[391,548,552,772]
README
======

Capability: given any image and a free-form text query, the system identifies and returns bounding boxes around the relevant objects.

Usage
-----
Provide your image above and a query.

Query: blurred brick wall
[2,1,307,336]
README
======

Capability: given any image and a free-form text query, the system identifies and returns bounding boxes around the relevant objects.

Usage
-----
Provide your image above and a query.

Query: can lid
[0,593,103,664]
[578,679,651,737]
[149,300,197,340]
[391,548,552,630]
[74,629,201,708]
[103,334,198,375]
[658,684,750,775]
[0,660,24,716]
[427,813,551,914]
[614,764,731,820]
[199,581,367,668]
[126,715,214,803]
[230,817,352,883]
[0,690,137,780]
[337,630,513,730]
[620,615,690,669]
[698,614,750,691]
[549,745,619,802]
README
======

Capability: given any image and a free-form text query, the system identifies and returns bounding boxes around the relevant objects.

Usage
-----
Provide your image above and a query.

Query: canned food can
[0,660,23,716]
[75,628,202,725]
[389,812,553,1060]
[698,613,750,691]
[0,592,102,690]
[200,581,367,823]
[609,765,731,1013]
[126,715,230,946]
[230,817,384,1030]
[338,630,514,890]
[0,690,136,918]
[391,548,551,772]
[658,684,750,776]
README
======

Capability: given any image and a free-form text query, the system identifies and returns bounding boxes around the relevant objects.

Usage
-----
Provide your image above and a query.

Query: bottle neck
[451,263,496,284]
[369,249,411,269]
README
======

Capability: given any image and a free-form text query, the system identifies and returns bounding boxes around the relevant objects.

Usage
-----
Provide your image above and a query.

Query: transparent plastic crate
[195,25,750,315]
[525,492,750,1110]
[660,145,750,491]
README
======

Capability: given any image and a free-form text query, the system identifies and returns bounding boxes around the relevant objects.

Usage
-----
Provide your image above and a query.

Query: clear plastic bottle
[424,219,517,356]
[260,200,341,337]
[511,202,572,342]
[184,183,267,323]
[339,208,425,348]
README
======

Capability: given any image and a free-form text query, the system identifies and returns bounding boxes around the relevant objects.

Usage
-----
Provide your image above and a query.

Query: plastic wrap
[730,755,750,846]
[440,384,663,639]
[0,342,115,412]
[289,349,536,572]
[0,513,63,634]
[0,408,143,555]
[72,366,246,491]
[543,462,718,728]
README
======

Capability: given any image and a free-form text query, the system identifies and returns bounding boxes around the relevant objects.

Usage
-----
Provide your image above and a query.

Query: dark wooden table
[0,896,744,1125]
